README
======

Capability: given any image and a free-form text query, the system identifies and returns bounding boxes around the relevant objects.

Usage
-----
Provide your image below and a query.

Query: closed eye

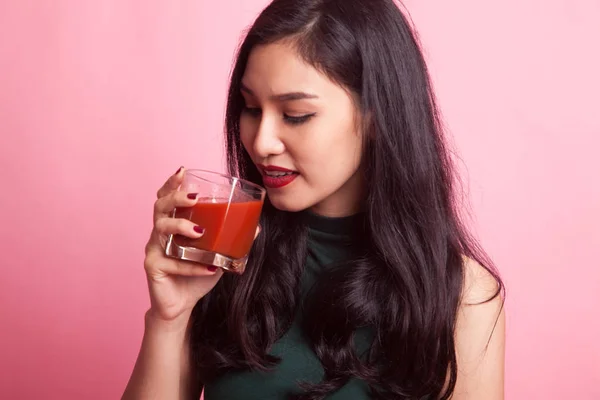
[242,106,316,126]
[284,113,316,125]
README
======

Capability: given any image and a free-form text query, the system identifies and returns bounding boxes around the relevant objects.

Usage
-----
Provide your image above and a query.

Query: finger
[168,262,223,278]
[145,251,222,277]
[154,216,205,238]
[154,191,199,219]
[156,166,185,199]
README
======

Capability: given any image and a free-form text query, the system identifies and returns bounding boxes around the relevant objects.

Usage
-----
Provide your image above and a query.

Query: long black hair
[190,0,503,399]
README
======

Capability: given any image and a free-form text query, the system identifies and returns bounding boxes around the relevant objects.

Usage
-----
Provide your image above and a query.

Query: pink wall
[0,1,598,399]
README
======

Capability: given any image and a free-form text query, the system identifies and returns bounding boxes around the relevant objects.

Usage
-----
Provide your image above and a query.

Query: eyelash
[242,107,316,125]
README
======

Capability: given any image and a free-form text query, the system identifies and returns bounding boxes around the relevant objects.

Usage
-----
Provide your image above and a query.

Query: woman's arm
[452,258,506,400]
[122,309,202,400]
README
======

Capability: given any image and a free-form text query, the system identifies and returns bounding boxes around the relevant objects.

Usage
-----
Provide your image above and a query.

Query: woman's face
[239,41,364,217]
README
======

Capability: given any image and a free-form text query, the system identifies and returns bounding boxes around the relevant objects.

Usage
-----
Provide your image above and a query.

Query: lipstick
[258,164,299,189]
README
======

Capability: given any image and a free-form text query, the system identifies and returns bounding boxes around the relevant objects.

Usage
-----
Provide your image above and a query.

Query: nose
[252,115,285,159]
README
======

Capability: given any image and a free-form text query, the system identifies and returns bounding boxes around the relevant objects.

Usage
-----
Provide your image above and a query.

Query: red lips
[257,164,299,189]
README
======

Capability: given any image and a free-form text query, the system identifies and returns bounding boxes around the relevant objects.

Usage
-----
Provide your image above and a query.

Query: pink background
[1,1,598,399]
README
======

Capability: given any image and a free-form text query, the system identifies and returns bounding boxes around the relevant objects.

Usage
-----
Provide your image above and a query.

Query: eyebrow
[241,83,319,101]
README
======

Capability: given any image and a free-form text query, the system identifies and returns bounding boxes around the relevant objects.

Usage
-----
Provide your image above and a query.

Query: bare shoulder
[461,256,503,305]
[452,257,505,399]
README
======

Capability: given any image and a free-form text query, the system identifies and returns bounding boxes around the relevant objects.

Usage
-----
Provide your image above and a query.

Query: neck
[308,170,365,218]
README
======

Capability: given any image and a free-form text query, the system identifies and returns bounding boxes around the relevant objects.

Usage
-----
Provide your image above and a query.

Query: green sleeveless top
[204,211,372,399]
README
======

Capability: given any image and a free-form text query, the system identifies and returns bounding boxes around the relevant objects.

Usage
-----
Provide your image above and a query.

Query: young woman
[123,0,505,399]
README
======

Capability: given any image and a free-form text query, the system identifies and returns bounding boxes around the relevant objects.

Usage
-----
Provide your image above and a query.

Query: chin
[267,192,311,213]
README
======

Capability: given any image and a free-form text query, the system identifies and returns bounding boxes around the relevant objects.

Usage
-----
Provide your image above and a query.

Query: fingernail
[187,193,198,200]
[175,166,183,175]
[193,226,205,234]
[207,266,218,272]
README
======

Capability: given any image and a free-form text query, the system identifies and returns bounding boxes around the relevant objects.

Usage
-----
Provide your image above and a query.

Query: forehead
[242,41,334,96]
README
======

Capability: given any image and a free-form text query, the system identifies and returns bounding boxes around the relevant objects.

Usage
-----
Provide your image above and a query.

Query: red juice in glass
[173,198,263,260]
[165,170,266,274]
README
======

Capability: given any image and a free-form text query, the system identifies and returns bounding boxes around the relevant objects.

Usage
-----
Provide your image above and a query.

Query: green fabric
[204,211,371,399]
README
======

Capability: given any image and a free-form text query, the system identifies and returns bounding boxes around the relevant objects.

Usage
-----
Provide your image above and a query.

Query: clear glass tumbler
[165,169,266,274]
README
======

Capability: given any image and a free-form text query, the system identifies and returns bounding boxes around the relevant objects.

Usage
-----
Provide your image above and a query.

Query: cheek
[309,125,362,163]
[296,134,362,183]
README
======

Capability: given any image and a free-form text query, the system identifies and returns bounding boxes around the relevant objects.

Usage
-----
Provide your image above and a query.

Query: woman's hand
[143,167,223,324]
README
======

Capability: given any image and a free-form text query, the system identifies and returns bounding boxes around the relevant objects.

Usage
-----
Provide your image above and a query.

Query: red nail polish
[193,226,205,234]
[207,266,218,272]
[187,193,198,200]
[175,166,183,175]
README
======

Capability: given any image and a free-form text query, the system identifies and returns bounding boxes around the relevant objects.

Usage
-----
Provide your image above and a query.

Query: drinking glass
[165,169,266,274]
